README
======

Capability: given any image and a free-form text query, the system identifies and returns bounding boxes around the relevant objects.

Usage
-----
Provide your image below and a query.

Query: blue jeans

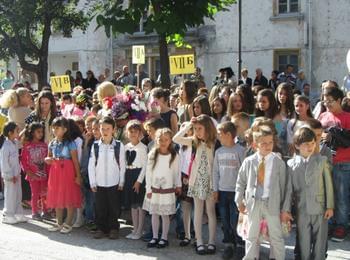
[82,185,95,222]
[219,191,240,244]
[333,162,350,227]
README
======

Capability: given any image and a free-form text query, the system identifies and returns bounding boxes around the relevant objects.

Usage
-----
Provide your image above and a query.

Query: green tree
[94,0,235,88]
[0,0,89,90]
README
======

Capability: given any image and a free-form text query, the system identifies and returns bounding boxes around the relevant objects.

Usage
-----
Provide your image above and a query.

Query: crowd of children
[0,73,349,260]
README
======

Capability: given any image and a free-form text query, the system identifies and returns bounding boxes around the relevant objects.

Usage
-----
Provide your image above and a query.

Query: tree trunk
[37,58,49,90]
[158,34,171,89]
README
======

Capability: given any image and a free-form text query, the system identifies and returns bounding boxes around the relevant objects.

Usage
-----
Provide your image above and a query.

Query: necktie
[257,157,265,185]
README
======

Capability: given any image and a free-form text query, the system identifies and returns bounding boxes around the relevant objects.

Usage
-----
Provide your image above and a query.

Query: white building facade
[44,0,350,92]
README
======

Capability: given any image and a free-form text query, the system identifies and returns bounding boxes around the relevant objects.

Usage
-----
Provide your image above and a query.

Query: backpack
[93,140,121,169]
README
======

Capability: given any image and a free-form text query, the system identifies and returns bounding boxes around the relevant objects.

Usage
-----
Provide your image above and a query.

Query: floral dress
[188,149,212,200]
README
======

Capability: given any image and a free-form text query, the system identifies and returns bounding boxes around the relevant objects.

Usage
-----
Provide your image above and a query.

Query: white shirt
[125,142,148,183]
[145,153,181,194]
[179,146,192,175]
[74,137,83,163]
[257,152,274,199]
[88,139,126,188]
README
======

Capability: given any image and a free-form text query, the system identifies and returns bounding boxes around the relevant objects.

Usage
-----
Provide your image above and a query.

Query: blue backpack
[93,140,121,168]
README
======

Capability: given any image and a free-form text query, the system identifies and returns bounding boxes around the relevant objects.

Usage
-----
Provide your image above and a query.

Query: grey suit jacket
[235,152,288,216]
[285,153,334,215]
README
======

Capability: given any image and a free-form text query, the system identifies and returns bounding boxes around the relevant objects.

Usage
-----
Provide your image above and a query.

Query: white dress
[142,153,181,215]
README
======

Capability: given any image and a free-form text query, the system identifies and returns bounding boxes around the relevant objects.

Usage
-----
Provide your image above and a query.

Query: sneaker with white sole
[131,233,142,240]
[72,219,84,228]
[60,223,73,234]
[126,232,135,239]
[48,224,63,232]
[15,215,28,223]
[2,216,18,224]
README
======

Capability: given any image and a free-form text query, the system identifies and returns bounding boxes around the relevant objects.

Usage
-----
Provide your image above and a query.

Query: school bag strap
[93,140,121,169]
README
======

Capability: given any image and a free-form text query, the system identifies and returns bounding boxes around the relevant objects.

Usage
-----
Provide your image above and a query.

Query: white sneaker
[126,232,135,239]
[48,224,62,232]
[15,215,28,223]
[2,216,18,224]
[60,223,73,234]
[131,233,142,240]
[72,219,84,228]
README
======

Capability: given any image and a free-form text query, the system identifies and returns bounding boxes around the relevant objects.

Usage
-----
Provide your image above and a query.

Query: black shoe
[196,244,206,255]
[222,246,234,259]
[147,238,159,248]
[157,239,169,248]
[206,244,216,255]
[32,213,42,221]
[180,238,191,247]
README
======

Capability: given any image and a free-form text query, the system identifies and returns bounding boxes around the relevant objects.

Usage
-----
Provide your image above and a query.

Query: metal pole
[237,0,242,78]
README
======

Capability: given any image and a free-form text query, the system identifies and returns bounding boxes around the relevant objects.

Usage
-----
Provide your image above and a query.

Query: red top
[319,111,350,163]
[21,141,49,181]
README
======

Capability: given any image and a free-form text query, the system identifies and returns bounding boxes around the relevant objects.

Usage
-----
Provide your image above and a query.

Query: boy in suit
[235,125,289,260]
[284,127,334,260]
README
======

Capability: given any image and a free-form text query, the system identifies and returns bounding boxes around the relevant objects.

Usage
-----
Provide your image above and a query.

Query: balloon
[347,49,350,72]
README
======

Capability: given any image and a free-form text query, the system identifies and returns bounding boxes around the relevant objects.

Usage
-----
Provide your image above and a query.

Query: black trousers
[95,185,121,233]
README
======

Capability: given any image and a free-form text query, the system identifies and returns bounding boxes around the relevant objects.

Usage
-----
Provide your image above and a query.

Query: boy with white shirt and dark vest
[235,125,289,260]
[88,116,126,239]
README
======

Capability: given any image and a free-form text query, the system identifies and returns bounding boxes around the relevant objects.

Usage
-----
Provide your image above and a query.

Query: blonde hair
[0,87,29,109]
[96,81,116,104]
[252,125,274,143]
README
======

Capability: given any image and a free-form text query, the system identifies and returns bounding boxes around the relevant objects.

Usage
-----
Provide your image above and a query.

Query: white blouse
[125,142,148,183]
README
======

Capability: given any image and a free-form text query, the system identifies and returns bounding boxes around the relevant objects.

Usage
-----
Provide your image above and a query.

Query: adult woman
[25,91,60,144]
[0,87,32,132]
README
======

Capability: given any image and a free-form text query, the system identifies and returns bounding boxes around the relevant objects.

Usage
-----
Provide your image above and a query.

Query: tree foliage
[0,0,89,89]
[94,0,235,88]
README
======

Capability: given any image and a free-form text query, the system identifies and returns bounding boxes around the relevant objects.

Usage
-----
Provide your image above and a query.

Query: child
[151,87,178,134]
[235,125,289,259]
[143,128,181,248]
[173,114,217,255]
[211,97,227,124]
[124,120,147,240]
[0,122,27,224]
[88,116,125,239]
[286,95,313,155]
[231,112,250,147]
[306,118,333,164]
[178,122,194,247]
[213,122,245,259]
[284,127,334,260]
[80,118,100,230]
[144,117,166,151]
[45,117,82,234]
[67,119,85,228]
[21,122,49,220]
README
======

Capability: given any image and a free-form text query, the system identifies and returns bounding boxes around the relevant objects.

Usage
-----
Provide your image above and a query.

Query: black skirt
[124,168,145,209]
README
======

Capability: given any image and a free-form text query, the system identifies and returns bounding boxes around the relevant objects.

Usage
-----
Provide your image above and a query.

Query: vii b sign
[169,54,195,75]
[132,45,145,64]
[50,75,71,93]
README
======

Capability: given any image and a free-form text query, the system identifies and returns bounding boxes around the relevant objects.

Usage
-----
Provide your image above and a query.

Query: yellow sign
[132,45,145,64]
[169,54,195,75]
[50,75,71,93]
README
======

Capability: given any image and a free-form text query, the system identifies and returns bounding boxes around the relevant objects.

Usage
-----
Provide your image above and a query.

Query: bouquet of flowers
[108,86,148,122]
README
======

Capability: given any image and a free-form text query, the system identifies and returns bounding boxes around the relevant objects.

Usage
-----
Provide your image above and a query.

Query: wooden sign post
[132,45,145,89]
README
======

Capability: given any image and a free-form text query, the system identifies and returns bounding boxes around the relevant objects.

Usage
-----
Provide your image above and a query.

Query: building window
[274,49,299,73]
[278,0,299,14]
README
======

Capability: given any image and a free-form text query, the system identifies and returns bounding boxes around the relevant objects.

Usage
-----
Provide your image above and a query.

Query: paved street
[0,202,349,260]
